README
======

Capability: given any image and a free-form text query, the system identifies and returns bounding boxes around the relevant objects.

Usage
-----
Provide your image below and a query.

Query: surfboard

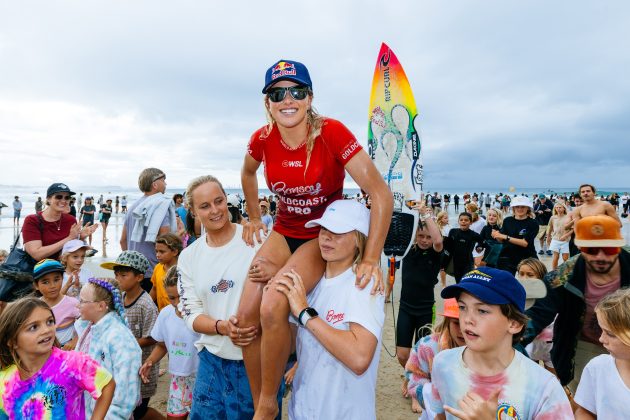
[368,43,422,266]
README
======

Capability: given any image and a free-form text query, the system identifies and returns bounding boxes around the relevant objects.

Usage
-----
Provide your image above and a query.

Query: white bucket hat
[510,196,533,209]
[305,199,370,236]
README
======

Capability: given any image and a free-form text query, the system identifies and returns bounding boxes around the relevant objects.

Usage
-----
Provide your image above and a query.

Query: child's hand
[284,362,298,385]
[139,360,153,384]
[275,270,309,319]
[443,389,500,420]
[72,271,81,288]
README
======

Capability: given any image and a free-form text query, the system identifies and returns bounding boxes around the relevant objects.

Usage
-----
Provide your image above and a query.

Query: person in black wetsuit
[396,203,443,397]
[444,212,487,283]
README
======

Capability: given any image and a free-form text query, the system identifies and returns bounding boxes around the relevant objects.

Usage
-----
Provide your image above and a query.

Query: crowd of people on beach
[0,58,629,420]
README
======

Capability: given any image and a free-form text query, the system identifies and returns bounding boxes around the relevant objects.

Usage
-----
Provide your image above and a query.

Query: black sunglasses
[267,86,310,103]
[54,194,71,201]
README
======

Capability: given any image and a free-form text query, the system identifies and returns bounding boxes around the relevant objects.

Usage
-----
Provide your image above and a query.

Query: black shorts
[133,397,151,418]
[284,236,311,254]
[396,306,433,348]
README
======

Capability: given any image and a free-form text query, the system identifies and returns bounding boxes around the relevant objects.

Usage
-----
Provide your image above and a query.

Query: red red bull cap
[262,59,312,93]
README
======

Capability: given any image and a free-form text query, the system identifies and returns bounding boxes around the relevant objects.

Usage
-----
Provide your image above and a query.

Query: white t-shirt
[574,354,630,417]
[289,268,385,420]
[150,304,200,376]
[429,347,573,419]
[178,224,257,360]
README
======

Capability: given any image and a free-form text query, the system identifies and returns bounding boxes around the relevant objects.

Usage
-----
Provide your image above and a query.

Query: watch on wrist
[298,307,318,326]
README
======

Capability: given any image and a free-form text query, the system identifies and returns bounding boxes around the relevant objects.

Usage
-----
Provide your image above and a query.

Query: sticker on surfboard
[368,42,423,213]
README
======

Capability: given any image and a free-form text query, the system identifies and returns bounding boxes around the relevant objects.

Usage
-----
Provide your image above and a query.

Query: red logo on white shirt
[326,309,345,325]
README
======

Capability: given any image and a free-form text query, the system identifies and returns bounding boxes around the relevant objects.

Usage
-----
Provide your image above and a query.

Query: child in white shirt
[140,266,200,419]
[274,199,385,420]
[60,239,94,297]
[575,288,630,419]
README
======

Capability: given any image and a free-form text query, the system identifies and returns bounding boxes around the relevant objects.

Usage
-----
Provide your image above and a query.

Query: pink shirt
[50,295,80,345]
[581,274,620,344]
[52,295,80,326]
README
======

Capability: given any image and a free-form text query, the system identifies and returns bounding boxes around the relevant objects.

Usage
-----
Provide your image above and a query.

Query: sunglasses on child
[581,247,621,256]
[267,86,310,103]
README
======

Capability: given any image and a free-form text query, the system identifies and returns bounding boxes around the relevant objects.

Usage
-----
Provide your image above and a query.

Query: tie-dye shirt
[429,347,573,420]
[76,312,142,419]
[0,347,111,420]
[404,333,442,408]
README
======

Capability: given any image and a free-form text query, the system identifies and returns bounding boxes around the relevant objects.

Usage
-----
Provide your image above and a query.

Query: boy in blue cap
[429,267,573,420]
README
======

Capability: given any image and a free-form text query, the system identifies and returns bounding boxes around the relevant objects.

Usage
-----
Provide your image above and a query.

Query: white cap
[227,194,240,207]
[304,199,370,236]
[510,195,533,209]
[62,239,92,255]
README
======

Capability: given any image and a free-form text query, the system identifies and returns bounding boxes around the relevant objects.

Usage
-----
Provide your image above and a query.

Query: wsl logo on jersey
[497,403,521,420]
[211,279,234,294]
[271,61,296,80]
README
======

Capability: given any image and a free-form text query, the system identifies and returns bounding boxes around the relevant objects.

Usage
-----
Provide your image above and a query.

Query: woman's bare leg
[254,239,325,419]
[237,231,291,410]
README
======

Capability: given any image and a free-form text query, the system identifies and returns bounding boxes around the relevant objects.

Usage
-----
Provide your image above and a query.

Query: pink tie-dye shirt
[0,347,111,420]
[429,346,573,420]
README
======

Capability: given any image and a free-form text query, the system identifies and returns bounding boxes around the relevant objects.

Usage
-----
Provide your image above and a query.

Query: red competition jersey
[248,118,362,239]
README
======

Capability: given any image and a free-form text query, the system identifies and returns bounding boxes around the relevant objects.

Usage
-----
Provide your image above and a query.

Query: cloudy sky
[0,1,628,191]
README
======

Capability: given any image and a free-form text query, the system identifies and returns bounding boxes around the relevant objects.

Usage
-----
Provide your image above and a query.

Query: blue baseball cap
[33,259,65,281]
[262,59,312,93]
[441,267,526,312]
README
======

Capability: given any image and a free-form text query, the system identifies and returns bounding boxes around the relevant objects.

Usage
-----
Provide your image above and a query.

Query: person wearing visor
[524,215,630,394]
[239,59,392,418]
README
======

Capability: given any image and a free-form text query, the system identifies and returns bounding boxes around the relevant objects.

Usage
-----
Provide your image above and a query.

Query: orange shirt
[150,263,170,311]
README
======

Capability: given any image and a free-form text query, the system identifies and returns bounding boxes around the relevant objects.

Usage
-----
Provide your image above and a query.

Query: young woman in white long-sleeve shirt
[177,175,269,419]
